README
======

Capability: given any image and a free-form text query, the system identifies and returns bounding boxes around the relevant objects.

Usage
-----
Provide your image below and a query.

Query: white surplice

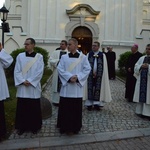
[57,52,91,98]
[0,49,13,101]
[49,49,68,103]
[133,55,150,116]
[84,52,112,106]
[14,52,44,99]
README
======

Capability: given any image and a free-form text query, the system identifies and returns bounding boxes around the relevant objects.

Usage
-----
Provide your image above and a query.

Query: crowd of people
[0,37,150,139]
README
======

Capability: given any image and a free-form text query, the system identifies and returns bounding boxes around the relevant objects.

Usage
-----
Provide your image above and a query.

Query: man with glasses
[49,40,68,106]
[14,38,44,135]
[133,44,150,118]
[85,41,112,111]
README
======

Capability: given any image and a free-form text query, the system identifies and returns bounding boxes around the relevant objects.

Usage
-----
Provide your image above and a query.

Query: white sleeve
[49,51,59,68]
[57,56,73,86]
[14,55,26,86]
[76,56,91,87]
[0,49,13,68]
[134,57,144,79]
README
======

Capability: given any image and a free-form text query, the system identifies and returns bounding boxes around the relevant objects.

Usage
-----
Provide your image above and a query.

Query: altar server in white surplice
[57,38,91,134]
[0,43,13,139]
[49,40,68,106]
[14,38,44,135]
[133,44,150,117]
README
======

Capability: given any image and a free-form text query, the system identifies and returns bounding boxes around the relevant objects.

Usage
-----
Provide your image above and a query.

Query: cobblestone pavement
[9,78,150,140]
[33,136,150,150]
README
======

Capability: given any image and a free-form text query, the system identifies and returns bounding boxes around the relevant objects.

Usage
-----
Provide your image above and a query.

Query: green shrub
[6,47,49,76]
[118,51,132,76]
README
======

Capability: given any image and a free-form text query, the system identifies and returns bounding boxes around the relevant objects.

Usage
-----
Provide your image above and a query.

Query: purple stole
[139,56,150,103]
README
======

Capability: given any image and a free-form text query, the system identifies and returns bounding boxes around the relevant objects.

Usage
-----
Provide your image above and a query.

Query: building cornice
[66,4,100,15]
[7,14,21,20]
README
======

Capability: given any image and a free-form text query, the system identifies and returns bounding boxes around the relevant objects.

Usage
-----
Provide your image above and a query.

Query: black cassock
[0,101,6,139]
[125,51,142,102]
[106,51,116,79]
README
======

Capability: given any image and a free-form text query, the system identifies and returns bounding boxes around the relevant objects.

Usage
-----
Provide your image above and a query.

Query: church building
[1,0,150,67]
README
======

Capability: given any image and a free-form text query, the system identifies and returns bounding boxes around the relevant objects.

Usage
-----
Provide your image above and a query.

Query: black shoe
[53,103,59,107]
[87,106,92,111]
[32,131,37,134]
[17,130,24,135]
[66,132,74,136]
[94,105,101,111]
[32,129,39,134]
[60,129,65,134]
[74,131,79,134]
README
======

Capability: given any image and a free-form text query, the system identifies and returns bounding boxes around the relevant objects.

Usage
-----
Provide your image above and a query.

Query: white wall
[1,0,149,68]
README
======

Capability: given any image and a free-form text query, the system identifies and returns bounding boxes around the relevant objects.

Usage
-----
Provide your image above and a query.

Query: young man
[0,43,13,139]
[133,44,150,117]
[125,44,142,102]
[85,41,112,111]
[49,40,68,106]
[14,38,44,135]
[57,38,91,134]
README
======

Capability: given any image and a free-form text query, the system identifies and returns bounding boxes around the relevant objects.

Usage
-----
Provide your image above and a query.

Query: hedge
[118,51,132,76]
[6,46,49,76]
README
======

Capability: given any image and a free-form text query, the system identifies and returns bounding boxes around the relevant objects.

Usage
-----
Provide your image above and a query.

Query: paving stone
[2,78,150,150]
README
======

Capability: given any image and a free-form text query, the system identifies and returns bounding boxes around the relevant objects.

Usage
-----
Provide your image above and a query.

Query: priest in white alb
[49,40,68,106]
[57,38,91,134]
[0,43,13,139]
[133,44,150,117]
[14,38,44,135]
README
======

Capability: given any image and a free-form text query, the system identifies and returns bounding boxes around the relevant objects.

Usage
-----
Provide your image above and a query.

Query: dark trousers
[0,101,6,138]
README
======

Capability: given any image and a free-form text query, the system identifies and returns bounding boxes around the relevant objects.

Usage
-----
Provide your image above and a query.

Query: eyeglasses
[92,45,98,47]
[24,43,31,46]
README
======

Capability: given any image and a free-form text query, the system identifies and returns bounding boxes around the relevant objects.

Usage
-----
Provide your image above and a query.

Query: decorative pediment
[66,4,100,22]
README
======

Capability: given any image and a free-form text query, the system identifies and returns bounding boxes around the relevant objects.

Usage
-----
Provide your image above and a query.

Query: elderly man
[49,40,68,106]
[125,44,142,102]
[0,43,13,139]
[14,38,44,135]
[57,38,91,134]
[133,44,150,118]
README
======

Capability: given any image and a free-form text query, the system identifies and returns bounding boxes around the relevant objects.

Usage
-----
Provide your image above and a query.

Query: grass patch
[4,68,52,138]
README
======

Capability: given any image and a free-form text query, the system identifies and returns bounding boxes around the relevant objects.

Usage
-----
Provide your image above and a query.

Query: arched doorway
[72,26,92,54]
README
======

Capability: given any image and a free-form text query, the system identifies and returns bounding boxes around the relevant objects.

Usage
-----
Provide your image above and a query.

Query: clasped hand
[141,63,149,69]
[23,80,31,86]
[70,75,78,83]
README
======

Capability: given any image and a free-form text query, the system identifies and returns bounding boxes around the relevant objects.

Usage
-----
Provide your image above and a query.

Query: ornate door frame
[65,4,100,42]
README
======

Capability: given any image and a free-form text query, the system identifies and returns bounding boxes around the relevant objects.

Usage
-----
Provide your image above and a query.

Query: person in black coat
[125,44,143,102]
[106,46,116,79]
